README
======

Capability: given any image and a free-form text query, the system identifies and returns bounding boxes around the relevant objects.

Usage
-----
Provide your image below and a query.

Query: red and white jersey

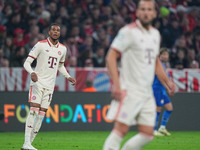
[28,38,67,89]
[111,20,160,96]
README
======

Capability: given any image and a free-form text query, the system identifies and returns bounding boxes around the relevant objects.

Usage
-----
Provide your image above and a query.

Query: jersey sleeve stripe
[111,47,121,54]
[28,55,36,59]
[28,86,32,102]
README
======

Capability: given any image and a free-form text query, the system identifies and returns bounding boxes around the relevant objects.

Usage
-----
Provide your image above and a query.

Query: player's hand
[68,77,76,86]
[31,72,38,82]
[166,81,176,96]
[112,85,126,101]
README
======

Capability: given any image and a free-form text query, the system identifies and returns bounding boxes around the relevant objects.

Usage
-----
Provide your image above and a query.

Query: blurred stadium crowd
[0,0,200,68]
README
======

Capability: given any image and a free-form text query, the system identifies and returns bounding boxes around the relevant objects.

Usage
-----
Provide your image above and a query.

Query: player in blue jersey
[153,48,173,136]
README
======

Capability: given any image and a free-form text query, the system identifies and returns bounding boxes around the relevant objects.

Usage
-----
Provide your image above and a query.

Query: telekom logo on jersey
[146,48,155,64]
[48,56,57,68]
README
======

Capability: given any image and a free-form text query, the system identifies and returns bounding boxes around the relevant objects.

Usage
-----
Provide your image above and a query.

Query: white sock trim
[121,133,154,150]
[112,129,124,138]
[103,130,123,150]
[38,111,45,116]
[160,125,166,129]
[140,132,154,140]
[30,107,39,113]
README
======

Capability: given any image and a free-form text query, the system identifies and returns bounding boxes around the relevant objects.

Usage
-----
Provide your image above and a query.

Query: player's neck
[49,37,59,45]
[138,20,151,30]
[142,24,151,31]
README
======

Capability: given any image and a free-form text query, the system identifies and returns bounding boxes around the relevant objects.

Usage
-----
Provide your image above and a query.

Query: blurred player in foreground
[104,0,176,150]
[21,23,76,150]
[153,48,173,136]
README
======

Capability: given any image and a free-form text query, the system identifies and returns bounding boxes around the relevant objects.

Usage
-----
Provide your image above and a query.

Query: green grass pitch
[0,131,200,150]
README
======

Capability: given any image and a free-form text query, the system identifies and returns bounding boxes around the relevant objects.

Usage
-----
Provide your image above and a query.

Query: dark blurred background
[0,0,200,69]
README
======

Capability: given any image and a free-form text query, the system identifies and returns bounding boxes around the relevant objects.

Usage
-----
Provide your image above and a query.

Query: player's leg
[104,91,137,150]
[22,102,40,150]
[30,89,53,143]
[160,103,173,129]
[30,107,47,143]
[153,89,164,136]
[25,103,40,141]
[121,125,154,150]
[158,96,173,136]
[121,97,156,150]
[22,85,43,150]
[154,106,162,131]
[154,106,164,136]
[103,121,129,150]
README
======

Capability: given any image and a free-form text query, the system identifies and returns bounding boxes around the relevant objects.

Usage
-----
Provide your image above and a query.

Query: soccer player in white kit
[21,23,76,150]
[103,0,176,150]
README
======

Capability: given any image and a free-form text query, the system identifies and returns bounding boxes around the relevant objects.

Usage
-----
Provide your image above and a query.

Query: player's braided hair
[160,47,169,55]
[48,23,61,31]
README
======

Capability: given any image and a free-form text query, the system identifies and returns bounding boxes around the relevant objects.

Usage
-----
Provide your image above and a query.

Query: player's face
[160,51,169,62]
[48,25,61,40]
[136,1,156,27]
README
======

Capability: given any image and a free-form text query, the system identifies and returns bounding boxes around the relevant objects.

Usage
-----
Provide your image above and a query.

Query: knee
[113,121,129,137]
[140,131,154,137]
[156,107,162,112]
[138,125,154,136]
[29,106,40,116]
[169,105,173,111]
[40,108,48,112]
[166,104,173,111]
[30,102,40,108]
[168,108,173,112]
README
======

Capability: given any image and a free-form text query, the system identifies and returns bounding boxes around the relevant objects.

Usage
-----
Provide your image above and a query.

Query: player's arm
[107,27,130,101]
[24,57,38,82]
[106,48,122,101]
[58,63,76,85]
[155,56,176,96]
[23,42,41,82]
[59,47,76,85]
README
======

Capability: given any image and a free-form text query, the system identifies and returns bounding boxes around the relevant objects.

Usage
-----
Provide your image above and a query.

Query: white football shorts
[28,83,54,109]
[107,91,156,127]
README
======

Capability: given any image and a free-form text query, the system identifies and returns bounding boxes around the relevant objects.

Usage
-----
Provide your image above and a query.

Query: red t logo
[48,56,57,68]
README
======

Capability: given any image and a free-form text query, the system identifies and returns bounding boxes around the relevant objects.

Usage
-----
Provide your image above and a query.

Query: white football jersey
[28,38,67,89]
[111,20,160,96]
